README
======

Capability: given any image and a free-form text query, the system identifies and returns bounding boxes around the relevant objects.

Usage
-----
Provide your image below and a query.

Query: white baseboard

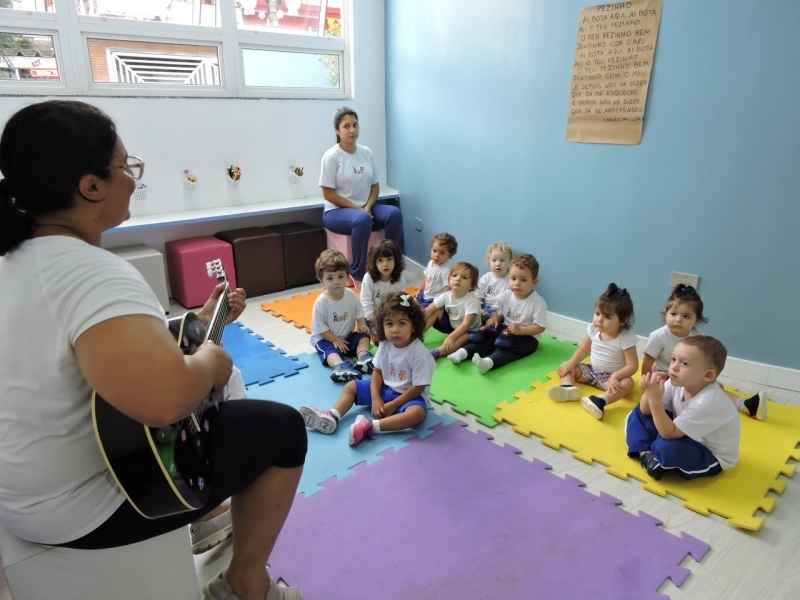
[545,311,800,395]
[399,257,800,398]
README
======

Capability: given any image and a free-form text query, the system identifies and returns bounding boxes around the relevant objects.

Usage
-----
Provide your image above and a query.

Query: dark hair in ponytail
[664,284,708,324]
[596,283,635,330]
[0,100,118,255]
[333,106,357,143]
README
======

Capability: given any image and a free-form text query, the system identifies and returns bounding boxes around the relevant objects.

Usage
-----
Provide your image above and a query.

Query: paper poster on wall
[566,0,662,145]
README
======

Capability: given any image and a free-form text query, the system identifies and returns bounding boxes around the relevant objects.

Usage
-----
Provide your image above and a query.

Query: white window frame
[0,0,350,98]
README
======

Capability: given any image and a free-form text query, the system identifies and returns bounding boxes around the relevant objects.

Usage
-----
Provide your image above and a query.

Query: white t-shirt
[360,272,407,320]
[476,272,509,308]
[422,260,450,301]
[310,289,365,346]
[0,237,167,544]
[319,144,382,212]
[493,290,548,341]
[587,324,639,374]
[433,291,482,332]
[662,380,741,469]
[373,338,436,405]
[644,325,700,372]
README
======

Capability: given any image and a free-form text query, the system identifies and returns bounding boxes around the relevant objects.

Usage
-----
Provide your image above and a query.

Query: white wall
[0,2,386,252]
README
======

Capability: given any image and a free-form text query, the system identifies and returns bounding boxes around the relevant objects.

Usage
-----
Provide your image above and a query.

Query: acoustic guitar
[92,259,230,519]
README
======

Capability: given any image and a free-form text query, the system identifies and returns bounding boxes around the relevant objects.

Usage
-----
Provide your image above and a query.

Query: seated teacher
[0,100,306,600]
[319,106,403,290]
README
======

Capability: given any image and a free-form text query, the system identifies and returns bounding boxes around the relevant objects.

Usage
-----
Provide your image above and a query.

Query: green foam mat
[424,332,577,427]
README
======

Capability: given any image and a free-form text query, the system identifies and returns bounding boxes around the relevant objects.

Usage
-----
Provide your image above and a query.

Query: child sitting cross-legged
[310,249,373,383]
[448,254,547,374]
[627,336,740,481]
[299,292,436,446]
[423,262,482,359]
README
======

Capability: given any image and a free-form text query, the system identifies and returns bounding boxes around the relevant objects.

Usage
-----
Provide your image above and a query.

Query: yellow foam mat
[493,371,800,531]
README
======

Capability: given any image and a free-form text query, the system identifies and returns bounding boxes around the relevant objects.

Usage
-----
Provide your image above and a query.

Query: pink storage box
[325,229,385,263]
[165,236,237,309]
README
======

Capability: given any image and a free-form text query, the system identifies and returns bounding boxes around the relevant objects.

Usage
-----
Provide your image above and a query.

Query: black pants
[463,334,539,370]
[60,400,307,549]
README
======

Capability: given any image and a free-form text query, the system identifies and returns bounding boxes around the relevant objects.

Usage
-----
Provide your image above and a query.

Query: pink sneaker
[348,415,374,446]
[299,405,339,434]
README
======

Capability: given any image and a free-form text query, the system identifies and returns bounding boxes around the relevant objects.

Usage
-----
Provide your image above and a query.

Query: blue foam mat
[246,352,456,497]
[222,322,308,386]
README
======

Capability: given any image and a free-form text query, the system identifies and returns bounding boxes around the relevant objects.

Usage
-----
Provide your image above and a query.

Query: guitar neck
[204,283,230,346]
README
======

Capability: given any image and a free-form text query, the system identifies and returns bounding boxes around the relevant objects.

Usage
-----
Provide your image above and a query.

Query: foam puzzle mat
[493,370,800,530]
[246,352,456,497]
[427,334,577,427]
[271,421,710,599]
[221,322,307,386]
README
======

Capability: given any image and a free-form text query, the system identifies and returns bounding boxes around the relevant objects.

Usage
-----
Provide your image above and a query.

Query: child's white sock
[331,409,341,420]
[476,357,493,375]
[372,420,381,433]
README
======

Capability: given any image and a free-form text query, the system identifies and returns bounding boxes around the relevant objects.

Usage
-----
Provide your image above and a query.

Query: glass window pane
[87,38,220,86]
[76,0,218,27]
[242,48,338,88]
[0,33,60,81]
[1,1,55,13]
[237,0,342,37]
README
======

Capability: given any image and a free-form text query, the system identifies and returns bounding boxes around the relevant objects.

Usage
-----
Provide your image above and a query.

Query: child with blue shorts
[310,249,372,382]
[300,292,436,446]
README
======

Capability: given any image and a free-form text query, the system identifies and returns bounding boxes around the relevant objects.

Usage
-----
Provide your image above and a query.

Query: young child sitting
[414,232,458,308]
[643,284,766,420]
[423,262,482,359]
[476,241,513,318]
[448,254,547,374]
[310,249,372,382]
[548,283,639,419]
[628,336,740,480]
[360,239,407,343]
[299,292,436,446]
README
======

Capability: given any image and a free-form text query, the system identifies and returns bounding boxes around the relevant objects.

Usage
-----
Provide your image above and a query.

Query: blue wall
[385,0,800,370]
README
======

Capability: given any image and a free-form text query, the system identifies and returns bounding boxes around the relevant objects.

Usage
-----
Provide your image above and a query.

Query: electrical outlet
[670,272,700,288]
[414,217,422,232]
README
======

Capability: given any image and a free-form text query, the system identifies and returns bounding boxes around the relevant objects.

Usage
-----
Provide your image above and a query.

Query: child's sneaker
[355,353,374,374]
[494,327,514,348]
[581,395,606,419]
[639,450,664,481]
[330,361,361,383]
[548,385,581,402]
[738,392,767,421]
[299,405,339,434]
[348,415,374,446]
[448,348,468,364]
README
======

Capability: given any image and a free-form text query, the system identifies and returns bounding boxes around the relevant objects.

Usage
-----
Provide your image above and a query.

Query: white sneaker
[191,509,232,555]
[448,348,468,364]
[548,385,581,402]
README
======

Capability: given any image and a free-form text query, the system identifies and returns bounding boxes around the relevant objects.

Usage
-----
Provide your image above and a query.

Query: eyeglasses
[108,155,145,181]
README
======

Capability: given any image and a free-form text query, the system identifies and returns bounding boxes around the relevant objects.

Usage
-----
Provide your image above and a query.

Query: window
[0,0,349,98]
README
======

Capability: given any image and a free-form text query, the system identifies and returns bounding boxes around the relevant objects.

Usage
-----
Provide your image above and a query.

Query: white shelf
[112,188,399,232]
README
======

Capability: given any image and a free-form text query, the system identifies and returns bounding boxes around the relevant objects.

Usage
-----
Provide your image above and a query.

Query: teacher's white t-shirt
[319,144,382,212]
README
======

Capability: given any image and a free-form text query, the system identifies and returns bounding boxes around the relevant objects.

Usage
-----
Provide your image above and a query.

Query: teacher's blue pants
[322,204,403,280]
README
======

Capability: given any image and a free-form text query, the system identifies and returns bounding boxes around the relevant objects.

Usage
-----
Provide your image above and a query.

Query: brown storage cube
[269,222,327,288]
[214,227,285,296]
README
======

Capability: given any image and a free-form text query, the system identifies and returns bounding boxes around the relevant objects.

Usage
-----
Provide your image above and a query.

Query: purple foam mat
[271,422,709,600]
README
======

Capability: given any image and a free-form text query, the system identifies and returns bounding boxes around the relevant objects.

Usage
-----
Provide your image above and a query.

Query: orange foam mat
[493,371,800,531]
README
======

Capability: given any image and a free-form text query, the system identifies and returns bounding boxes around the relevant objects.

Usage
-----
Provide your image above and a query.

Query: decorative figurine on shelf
[182,169,198,191]
[288,165,304,184]
[226,165,242,188]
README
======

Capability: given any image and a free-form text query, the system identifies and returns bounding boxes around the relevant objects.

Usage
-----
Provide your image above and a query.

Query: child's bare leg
[332,380,358,417]
[582,378,633,420]
[326,352,344,367]
[378,406,427,431]
[424,307,444,331]
[355,336,372,358]
[602,378,634,404]
[437,331,470,355]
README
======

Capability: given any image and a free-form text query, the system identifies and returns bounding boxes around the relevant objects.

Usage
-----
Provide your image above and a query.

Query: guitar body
[92,307,224,519]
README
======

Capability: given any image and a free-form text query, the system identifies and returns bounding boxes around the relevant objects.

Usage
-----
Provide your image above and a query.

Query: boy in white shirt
[627,336,741,481]
[310,250,372,382]
[414,232,457,308]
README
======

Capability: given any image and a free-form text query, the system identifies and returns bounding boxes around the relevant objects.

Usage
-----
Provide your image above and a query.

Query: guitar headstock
[206,259,227,286]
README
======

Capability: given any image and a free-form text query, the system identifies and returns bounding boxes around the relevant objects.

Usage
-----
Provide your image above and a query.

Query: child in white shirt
[299,292,436,446]
[548,283,639,420]
[629,336,740,480]
[360,239,407,343]
[423,262,482,359]
[414,232,457,308]
[449,254,546,375]
[476,241,513,318]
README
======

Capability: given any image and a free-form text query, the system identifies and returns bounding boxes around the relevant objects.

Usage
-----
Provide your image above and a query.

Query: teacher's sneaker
[548,385,581,402]
[348,415,374,446]
[203,572,302,600]
[191,509,232,555]
[299,405,339,434]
